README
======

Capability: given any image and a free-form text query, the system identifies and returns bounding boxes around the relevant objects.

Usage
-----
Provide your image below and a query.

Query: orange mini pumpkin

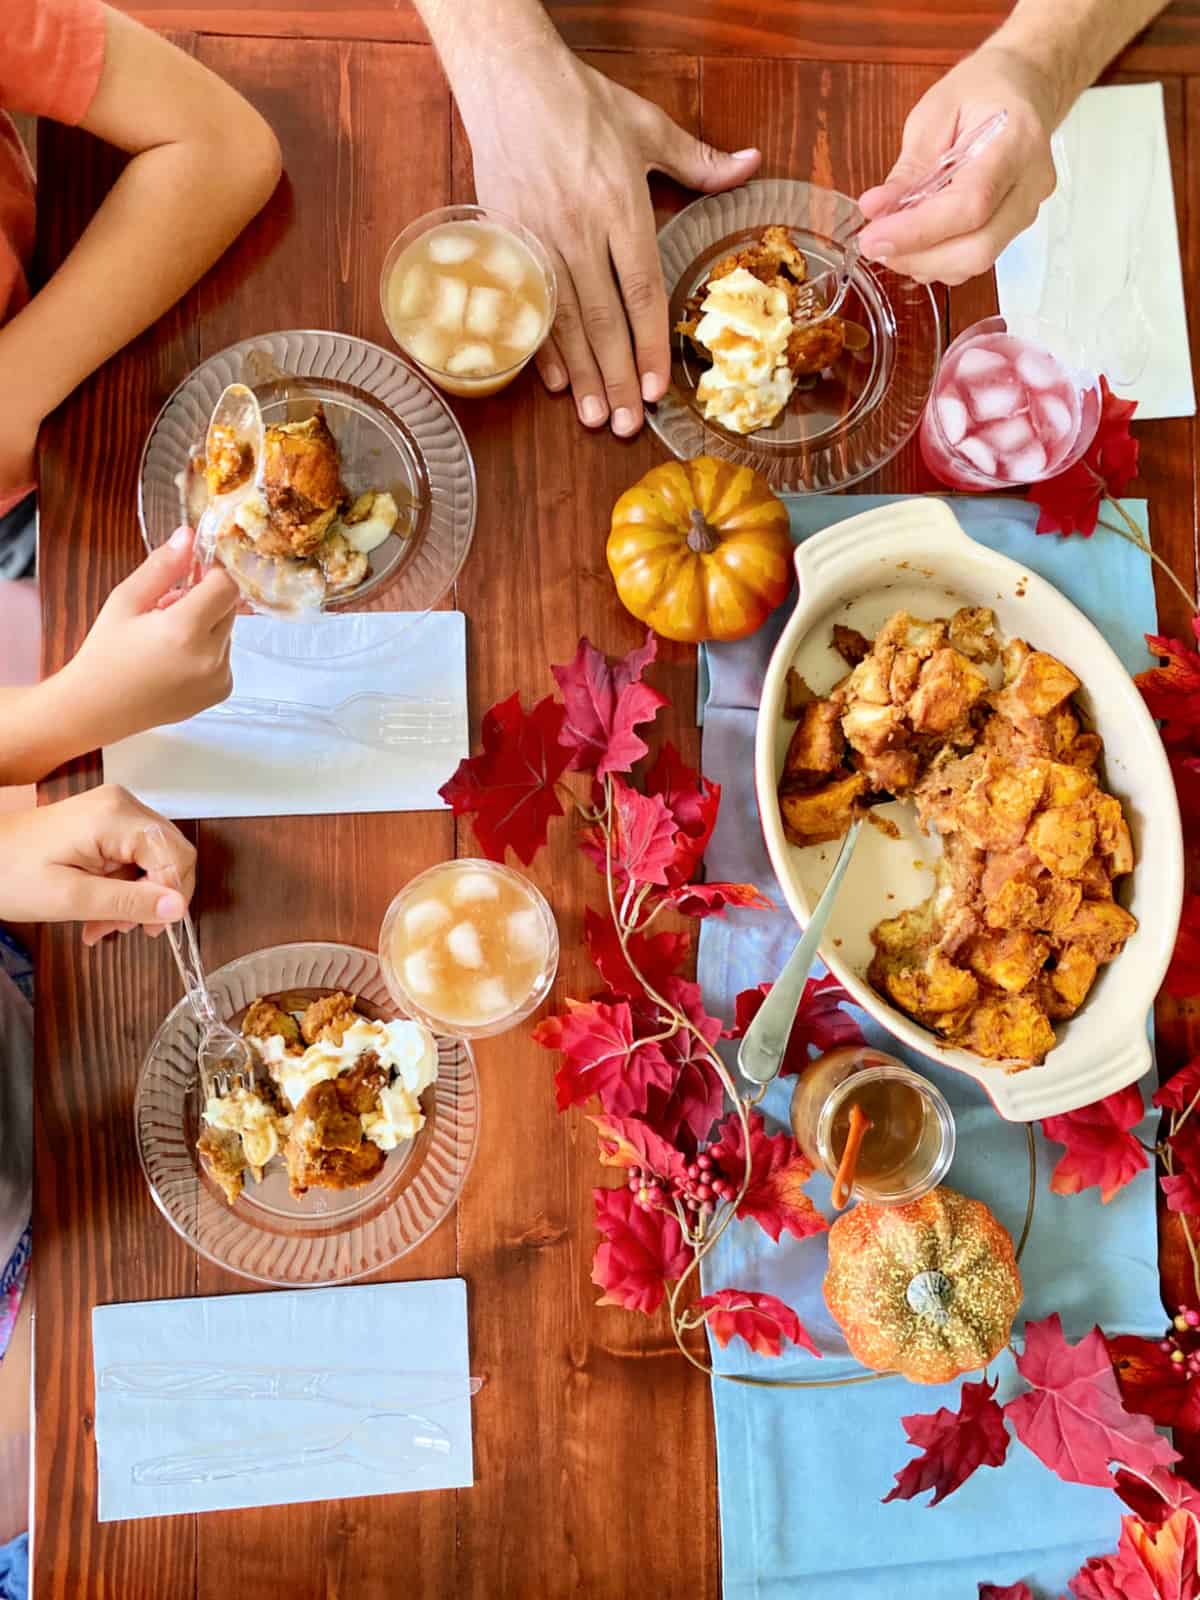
[606,456,793,643]
[823,1185,1022,1385]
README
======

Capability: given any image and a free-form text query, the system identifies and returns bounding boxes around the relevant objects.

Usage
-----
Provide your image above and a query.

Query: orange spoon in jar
[831,1102,873,1209]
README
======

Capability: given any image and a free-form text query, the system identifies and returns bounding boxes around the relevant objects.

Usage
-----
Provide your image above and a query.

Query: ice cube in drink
[381,859,560,1038]
[382,206,556,399]
[427,231,478,266]
[920,316,1100,491]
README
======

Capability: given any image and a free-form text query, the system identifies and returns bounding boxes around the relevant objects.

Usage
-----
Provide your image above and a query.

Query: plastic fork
[795,110,1010,325]
[131,1409,452,1487]
[204,692,465,751]
[144,824,255,1102]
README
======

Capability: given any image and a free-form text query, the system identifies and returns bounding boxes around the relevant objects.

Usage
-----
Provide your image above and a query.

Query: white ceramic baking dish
[755,498,1182,1121]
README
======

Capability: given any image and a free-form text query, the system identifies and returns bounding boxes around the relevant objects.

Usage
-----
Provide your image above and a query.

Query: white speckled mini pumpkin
[822,1185,1022,1384]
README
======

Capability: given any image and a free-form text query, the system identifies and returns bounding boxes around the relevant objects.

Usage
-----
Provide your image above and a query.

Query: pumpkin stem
[906,1269,952,1327]
[686,508,719,554]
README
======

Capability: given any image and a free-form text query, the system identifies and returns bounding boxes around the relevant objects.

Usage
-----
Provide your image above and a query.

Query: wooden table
[31,6,1200,1595]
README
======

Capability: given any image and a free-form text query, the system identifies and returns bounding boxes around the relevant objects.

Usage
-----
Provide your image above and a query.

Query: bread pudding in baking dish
[777,607,1136,1066]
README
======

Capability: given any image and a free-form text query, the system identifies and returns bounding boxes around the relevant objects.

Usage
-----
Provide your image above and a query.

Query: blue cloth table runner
[697,496,1164,1599]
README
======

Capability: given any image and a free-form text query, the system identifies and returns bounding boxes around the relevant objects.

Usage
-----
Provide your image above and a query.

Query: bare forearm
[993,0,1170,125]
[0,143,276,431]
[3,8,280,439]
[414,0,564,98]
[0,675,91,785]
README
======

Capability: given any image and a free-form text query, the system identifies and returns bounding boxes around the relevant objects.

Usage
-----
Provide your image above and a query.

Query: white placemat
[102,611,467,818]
[93,1279,474,1520]
[996,81,1195,420]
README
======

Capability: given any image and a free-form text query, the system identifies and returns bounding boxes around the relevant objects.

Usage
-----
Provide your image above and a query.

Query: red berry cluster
[627,1152,737,1219]
[1158,1304,1200,1377]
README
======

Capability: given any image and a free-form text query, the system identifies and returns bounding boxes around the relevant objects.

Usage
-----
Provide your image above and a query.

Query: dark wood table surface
[31,5,1200,1596]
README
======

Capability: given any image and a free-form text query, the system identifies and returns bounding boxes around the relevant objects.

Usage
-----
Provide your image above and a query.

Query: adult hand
[0,785,194,946]
[58,526,240,746]
[857,45,1058,285]
[462,49,759,435]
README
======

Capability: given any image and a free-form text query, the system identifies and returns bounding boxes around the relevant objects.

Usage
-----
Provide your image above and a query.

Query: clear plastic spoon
[194,382,264,566]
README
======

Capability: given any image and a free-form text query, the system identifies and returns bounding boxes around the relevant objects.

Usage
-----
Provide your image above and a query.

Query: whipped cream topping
[253,1016,438,1117]
[694,266,796,435]
[202,1086,283,1168]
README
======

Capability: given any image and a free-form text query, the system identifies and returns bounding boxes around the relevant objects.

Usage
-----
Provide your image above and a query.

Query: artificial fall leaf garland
[440,629,833,1368]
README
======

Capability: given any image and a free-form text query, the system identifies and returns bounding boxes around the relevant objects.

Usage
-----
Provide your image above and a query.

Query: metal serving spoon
[737,818,864,1087]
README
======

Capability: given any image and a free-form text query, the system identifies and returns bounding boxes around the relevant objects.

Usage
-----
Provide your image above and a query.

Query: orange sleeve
[0,0,106,126]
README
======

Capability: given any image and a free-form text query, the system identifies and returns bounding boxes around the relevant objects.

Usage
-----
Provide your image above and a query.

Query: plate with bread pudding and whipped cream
[135,942,479,1286]
[652,180,940,494]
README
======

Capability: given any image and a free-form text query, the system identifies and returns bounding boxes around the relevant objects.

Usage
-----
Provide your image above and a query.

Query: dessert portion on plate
[197,989,438,1204]
[778,607,1137,1065]
[675,225,857,435]
[197,405,403,606]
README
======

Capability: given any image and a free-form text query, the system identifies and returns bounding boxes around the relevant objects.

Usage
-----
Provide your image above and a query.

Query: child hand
[0,785,194,945]
[59,527,241,747]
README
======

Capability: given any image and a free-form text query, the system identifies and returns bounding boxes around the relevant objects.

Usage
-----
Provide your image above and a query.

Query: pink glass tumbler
[919,314,1102,491]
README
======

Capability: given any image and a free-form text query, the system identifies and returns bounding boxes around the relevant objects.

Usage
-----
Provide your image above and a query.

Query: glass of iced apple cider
[380,859,559,1039]
[380,205,557,399]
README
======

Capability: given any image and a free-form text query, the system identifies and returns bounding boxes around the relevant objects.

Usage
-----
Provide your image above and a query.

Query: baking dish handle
[986,1027,1153,1123]
[792,497,978,604]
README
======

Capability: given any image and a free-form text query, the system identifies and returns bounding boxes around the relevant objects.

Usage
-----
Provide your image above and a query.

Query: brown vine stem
[1163,1085,1200,1306]
[1097,502,1197,617]
[598,775,758,1343]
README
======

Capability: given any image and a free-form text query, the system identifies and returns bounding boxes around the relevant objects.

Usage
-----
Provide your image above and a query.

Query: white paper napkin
[93,1279,474,1521]
[102,611,468,818]
[995,81,1195,420]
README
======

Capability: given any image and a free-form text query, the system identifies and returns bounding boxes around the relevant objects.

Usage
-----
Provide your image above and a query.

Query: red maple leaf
[1040,1085,1149,1204]
[438,692,572,865]
[591,1185,691,1315]
[666,881,774,918]
[1153,1057,1200,1114]
[533,998,675,1117]
[1113,1463,1200,1526]
[730,971,864,1069]
[608,778,680,887]
[641,978,727,1147]
[1031,376,1139,538]
[693,1288,819,1359]
[1169,750,1200,824]
[978,1586,1035,1600]
[550,632,668,779]
[1005,1314,1179,1488]
[582,906,690,996]
[1137,634,1200,747]
[709,1110,828,1243]
[589,1111,689,1187]
[1108,1334,1200,1433]
[644,742,721,886]
[1165,894,1200,1001]
[1162,1169,1200,1218]
[1069,1509,1200,1600]
[642,1057,727,1152]
[883,1376,1011,1507]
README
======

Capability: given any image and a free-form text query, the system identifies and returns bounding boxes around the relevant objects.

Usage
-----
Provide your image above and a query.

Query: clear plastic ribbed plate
[135,942,479,1286]
[138,330,476,621]
[652,180,941,493]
